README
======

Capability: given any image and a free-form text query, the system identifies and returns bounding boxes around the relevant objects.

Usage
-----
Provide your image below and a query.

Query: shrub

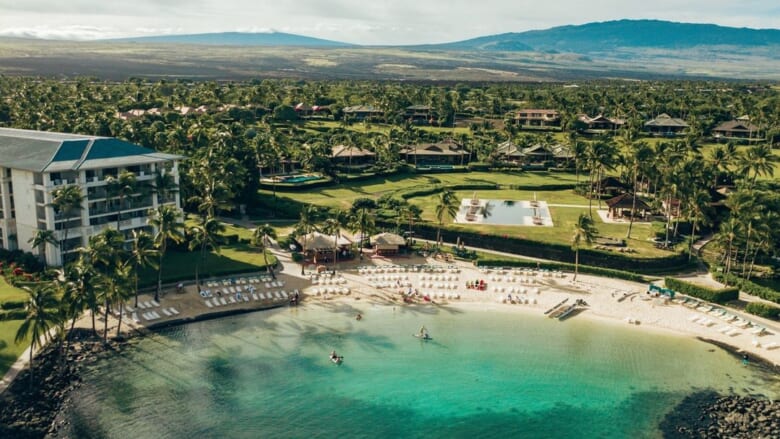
[400,222,690,274]
[745,302,780,319]
[712,272,780,304]
[476,259,647,282]
[663,277,739,304]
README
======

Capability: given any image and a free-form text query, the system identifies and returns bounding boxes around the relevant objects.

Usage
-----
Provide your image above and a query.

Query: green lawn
[262,171,583,211]
[0,277,28,378]
[139,244,277,287]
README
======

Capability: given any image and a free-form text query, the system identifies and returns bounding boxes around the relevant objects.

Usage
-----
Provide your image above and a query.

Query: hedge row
[712,272,780,304]
[398,183,498,200]
[744,302,780,320]
[663,277,739,304]
[476,259,647,282]
[404,222,691,273]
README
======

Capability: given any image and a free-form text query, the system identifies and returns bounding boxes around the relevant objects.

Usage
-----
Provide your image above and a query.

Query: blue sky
[0,0,778,45]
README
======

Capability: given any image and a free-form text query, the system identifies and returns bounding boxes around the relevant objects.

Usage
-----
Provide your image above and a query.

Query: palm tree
[148,205,185,301]
[129,230,159,307]
[50,184,84,266]
[152,169,179,206]
[745,144,778,185]
[571,213,598,281]
[322,217,342,273]
[716,218,740,281]
[295,205,318,275]
[63,260,98,347]
[350,198,377,258]
[105,170,139,230]
[684,189,711,261]
[251,223,278,279]
[28,229,58,268]
[104,262,134,340]
[15,283,61,390]
[434,189,459,247]
[188,216,224,291]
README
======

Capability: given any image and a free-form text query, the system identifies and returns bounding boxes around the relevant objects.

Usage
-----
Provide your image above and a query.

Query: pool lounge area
[454,198,554,226]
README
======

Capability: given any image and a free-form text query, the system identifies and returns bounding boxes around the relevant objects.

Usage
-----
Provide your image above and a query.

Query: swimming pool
[455,199,553,226]
[282,174,322,183]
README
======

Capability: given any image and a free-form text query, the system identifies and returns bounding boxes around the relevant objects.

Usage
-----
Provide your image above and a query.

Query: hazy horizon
[1,0,779,45]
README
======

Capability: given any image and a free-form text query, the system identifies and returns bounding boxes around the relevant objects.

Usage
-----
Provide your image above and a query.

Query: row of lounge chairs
[419,274,459,281]
[487,276,539,284]
[204,276,274,288]
[312,277,347,285]
[499,295,537,305]
[311,287,350,296]
[493,286,541,294]
[203,289,295,308]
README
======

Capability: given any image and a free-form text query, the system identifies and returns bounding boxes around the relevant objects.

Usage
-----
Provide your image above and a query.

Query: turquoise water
[457,199,552,225]
[283,175,321,183]
[56,304,779,438]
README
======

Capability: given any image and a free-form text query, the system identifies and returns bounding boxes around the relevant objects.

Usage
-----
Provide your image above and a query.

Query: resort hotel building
[0,128,183,266]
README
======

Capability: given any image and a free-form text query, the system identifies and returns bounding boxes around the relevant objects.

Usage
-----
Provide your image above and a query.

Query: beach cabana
[605,193,652,220]
[297,231,352,263]
[371,232,407,256]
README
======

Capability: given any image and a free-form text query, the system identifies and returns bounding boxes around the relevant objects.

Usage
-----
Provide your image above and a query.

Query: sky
[0,0,779,45]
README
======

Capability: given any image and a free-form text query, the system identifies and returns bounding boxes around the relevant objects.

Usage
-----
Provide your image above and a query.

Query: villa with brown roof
[576,114,625,133]
[331,145,376,169]
[515,109,561,128]
[400,140,470,167]
[712,118,762,141]
[644,113,689,136]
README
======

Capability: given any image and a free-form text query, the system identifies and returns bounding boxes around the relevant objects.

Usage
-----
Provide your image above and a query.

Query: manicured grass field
[262,171,583,211]
[0,277,28,377]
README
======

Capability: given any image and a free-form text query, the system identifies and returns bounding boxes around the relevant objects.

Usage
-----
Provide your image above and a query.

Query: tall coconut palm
[434,189,459,247]
[349,198,377,258]
[745,143,778,185]
[50,184,84,266]
[129,230,159,306]
[28,229,58,268]
[15,283,61,390]
[684,189,711,261]
[716,218,740,281]
[104,262,134,340]
[322,217,342,273]
[152,169,179,206]
[63,259,98,346]
[106,170,139,230]
[296,205,318,275]
[251,223,278,279]
[148,205,185,301]
[571,213,598,281]
[188,216,224,291]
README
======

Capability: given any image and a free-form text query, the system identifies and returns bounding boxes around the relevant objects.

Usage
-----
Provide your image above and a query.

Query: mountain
[108,31,353,48]
[430,19,780,53]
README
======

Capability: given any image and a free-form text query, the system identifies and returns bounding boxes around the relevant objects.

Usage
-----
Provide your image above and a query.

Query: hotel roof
[0,128,182,173]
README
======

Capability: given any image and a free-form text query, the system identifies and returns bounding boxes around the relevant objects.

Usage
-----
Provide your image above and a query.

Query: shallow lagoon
[56,303,779,438]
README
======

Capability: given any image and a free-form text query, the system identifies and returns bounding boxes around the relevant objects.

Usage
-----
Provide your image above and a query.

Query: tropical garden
[0,76,779,384]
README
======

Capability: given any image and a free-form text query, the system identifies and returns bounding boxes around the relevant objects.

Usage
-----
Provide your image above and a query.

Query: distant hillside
[108,31,353,48]
[431,19,780,52]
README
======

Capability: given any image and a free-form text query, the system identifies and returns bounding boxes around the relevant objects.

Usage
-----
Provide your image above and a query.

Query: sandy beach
[81,251,780,369]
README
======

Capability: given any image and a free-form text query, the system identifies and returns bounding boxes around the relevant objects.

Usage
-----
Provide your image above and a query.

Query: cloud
[0,25,122,40]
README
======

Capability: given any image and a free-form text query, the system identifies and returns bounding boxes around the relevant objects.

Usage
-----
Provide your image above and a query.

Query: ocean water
[56,303,779,439]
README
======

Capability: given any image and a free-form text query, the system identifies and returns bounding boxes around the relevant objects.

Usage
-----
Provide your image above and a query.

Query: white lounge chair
[169,307,179,315]
[220,297,227,306]
[205,299,213,308]
[151,300,161,307]
[162,308,172,317]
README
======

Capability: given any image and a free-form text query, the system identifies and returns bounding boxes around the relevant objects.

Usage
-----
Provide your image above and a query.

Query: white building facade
[0,128,183,266]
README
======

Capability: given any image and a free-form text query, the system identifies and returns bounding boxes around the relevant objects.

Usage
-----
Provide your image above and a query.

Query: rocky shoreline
[659,391,779,438]
[0,330,115,439]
